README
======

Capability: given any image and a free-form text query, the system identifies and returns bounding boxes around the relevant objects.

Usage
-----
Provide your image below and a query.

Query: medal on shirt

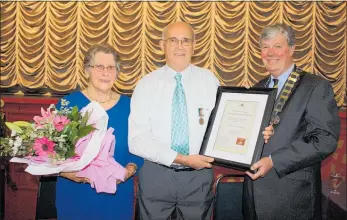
[198,108,204,125]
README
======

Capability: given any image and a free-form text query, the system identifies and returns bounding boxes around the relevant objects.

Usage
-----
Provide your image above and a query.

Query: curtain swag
[0,1,346,107]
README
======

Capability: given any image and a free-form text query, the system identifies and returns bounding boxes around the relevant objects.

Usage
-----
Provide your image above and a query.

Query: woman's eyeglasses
[89,65,117,72]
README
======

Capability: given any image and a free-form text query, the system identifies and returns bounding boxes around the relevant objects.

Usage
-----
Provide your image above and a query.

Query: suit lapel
[255,76,270,88]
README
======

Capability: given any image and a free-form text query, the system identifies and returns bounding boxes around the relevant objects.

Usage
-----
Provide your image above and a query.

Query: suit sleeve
[271,80,340,178]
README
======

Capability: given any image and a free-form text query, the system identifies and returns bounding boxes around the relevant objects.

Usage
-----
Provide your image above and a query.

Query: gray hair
[259,23,295,47]
[83,44,121,72]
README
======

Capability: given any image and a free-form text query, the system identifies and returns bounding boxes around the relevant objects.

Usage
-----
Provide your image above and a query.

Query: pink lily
[53,115,70,132]
[33,107,55,129]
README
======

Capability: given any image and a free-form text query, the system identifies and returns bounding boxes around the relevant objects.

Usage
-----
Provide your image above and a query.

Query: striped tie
[273,78,279,89]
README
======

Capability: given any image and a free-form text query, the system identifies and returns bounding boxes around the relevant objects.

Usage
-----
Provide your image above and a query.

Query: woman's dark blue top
[55,91,143,220]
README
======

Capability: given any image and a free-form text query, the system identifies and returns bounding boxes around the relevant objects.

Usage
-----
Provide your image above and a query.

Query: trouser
[138,160,214,220]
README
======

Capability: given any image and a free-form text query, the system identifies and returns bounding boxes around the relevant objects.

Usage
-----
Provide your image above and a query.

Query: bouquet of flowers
[0,99,127,194]
[0,99,95,161]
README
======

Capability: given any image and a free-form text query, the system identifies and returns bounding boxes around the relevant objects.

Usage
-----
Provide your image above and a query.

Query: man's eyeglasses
[89,65,117,72]
[163,37,194,46]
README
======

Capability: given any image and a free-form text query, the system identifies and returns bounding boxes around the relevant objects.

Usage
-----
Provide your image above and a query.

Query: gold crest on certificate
[213,100,259,154]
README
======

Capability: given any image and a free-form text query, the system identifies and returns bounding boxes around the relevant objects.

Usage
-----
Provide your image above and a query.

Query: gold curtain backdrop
[0,1,346,108]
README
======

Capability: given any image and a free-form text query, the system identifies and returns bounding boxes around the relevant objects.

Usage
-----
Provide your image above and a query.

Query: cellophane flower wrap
[0,100,108,172]
[0,100,126,193]
[0,99,93,161]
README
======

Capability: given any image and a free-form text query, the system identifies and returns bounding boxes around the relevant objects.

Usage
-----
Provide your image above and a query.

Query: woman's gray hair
[83,44,121,72]
[259,23,295,47]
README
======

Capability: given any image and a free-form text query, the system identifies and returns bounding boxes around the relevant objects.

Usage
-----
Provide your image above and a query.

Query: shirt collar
[165,64,192,79]
[270,63,295,83]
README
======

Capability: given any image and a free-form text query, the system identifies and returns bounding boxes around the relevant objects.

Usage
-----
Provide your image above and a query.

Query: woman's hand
[124,164,137,180]
[59,172,90,184]
[117,163,137,184]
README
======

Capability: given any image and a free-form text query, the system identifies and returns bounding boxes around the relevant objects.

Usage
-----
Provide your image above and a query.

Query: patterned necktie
[273,78,279,97]
[272,78,279,89]
[171,73,189,155]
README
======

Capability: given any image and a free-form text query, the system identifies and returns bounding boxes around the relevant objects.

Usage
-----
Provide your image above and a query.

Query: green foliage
[69,128,78,142]
[13,121,31,127]
[80,111,90,127]
[78,125,96,139]
[0,138,11,156]
[69,106,79,121]
[62,121,79,135]
[0,102,97,163]
[5,122,23,134]
[65,143,76,159]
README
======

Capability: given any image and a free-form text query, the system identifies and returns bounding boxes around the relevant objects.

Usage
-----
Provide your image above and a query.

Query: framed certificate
[200,86,276,171]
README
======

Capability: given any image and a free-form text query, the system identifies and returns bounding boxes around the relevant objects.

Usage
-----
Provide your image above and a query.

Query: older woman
[55,44,143,220]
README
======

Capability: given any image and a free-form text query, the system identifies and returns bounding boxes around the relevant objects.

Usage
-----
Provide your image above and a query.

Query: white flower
[12,145,19,156]
[11,130,17,137]
[14,136,22,147]
[61,99,70,107]
[29,131,38,139]
[8,139,14,146]
[48,104,55,111]
[60,106,72,115]
[59,142,65,149]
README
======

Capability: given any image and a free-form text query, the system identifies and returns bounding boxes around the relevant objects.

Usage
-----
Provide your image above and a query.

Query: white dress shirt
[129,64,220,167]
[268,63,294,97]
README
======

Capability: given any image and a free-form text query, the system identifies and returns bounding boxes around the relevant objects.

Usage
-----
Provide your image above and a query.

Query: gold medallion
[199,117,204,125]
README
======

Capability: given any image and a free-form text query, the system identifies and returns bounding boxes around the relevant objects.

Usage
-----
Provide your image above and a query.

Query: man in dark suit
[243,23,341,220]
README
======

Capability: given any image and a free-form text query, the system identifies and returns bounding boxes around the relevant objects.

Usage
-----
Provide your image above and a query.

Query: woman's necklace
[86,89,113,104]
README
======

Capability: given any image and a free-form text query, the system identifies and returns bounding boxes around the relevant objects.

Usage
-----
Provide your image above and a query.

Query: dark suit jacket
[243,66,340,220]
